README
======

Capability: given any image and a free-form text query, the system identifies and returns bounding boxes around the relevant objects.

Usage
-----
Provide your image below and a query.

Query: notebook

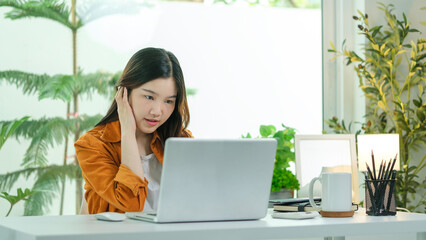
[271,198,321,212]
[271,198,358,212]
[125,138,277,223]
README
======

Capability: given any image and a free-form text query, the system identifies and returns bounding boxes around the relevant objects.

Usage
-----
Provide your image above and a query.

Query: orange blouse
[74,120,192,214]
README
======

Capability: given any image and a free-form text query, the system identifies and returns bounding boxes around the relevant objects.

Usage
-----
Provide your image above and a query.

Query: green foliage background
[243,124,300,192]
[328,3,425,212]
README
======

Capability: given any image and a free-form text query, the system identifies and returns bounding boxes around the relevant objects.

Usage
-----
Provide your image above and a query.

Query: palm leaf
[0,0,79,30]
[2,117,71,140]
[77,114,103,132]
[0,116,29,149]
[37,71,119,102]
[74,71,119,99]
[0,164,79,191]
[0,70,51,96]
[0,168,38,192]
[22,137,50,168]
[0,115,103,168]
[20,117,74,168]
[0,114,103,168]
[0,117,74,168]
[23,164,81,215]
[38,75,75,102]
[23,188,55,216]
[0,164,80,215]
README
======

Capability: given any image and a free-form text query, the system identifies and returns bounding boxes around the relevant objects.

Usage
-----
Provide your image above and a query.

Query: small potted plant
[243,124,300,198]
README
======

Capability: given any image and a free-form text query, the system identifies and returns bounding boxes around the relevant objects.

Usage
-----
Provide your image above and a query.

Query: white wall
[0,2,322,216]
[322,0,366,129]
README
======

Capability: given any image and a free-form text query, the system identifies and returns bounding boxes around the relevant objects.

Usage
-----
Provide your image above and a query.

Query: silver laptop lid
[156,138,277,222]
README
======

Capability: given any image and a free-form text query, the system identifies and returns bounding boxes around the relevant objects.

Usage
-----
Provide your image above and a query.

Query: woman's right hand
[115,87,136,136]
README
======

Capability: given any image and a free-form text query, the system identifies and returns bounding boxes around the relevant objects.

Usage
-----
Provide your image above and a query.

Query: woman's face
[129,77,177,135]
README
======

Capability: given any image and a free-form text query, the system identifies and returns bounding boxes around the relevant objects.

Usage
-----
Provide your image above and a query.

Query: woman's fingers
[115,86,123,102]
[122,87,128,104]
[115,86,136,133]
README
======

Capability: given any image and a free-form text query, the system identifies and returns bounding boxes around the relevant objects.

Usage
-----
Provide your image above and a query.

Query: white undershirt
[140,153,162,213]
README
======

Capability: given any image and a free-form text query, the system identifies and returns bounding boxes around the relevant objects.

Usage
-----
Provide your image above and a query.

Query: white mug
[308,172,352,212]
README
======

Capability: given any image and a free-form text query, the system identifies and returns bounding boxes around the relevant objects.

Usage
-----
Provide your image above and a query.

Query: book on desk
[270,198,358,212]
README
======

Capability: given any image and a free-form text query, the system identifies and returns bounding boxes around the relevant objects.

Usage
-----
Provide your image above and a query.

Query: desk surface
[1,209,425,240]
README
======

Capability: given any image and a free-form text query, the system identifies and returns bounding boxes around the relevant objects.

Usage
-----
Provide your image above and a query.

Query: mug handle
[309,177,321,211]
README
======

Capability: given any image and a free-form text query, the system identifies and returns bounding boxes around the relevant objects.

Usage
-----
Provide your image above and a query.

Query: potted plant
[243,124,300,198]
[328,3,425,212]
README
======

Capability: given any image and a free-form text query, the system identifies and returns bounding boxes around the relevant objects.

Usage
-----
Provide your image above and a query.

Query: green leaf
[241,133,252,139]
[259,125,276,137]
[413,99,422,108]
[0,188,35,204]
[378,100,386,111]
[74,71,119,99]
[0,70,51,96]
[271,168,299,191]
[0,117,73,168]
[329,41,337,52]
[0,116,29,150]
[243,123,298,191]
[408,29,420,33]
[357,9,365,19]
[36,71,119,102]
[0,188,37,216]
[0,0,77,30]
[38,75,75,102]
[186,88,197,96]
[0,164,80,216]
[416,109,425,122]
[370,25,383,38]
[273,131,284,149]
[362,86,380,94]
[342,39,347,49]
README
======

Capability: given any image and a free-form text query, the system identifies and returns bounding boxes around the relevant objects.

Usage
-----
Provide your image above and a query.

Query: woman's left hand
[115,87,137,136]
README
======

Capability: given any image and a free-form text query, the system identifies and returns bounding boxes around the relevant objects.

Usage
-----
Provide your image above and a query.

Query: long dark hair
[96,47,190,143]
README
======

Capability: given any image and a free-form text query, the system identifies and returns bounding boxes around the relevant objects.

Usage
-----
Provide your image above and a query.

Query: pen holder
[365,179,397,216]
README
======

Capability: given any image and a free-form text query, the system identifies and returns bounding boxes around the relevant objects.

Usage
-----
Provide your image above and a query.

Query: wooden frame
[295,134,359,203]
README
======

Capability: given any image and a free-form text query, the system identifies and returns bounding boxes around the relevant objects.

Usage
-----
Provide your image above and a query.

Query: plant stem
[72,0,77,76]
[74,93,82,214]
[5,204,13,217]
[402,135,409,208]
[71,0,83,215]
[413,155,426,175]
[59,102,70,215]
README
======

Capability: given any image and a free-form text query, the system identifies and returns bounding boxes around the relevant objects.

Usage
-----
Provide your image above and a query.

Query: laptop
[125,138,277,223]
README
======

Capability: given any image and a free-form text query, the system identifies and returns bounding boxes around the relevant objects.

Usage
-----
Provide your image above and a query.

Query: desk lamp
[357,134,400,173]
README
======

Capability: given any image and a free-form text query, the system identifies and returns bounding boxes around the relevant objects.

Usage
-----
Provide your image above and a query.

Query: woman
[75,47,192,214]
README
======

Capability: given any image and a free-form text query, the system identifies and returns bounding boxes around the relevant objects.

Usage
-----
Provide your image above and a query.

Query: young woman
[75,47,192,214]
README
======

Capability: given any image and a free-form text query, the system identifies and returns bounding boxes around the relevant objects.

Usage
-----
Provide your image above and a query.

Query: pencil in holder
[365,179,397,216]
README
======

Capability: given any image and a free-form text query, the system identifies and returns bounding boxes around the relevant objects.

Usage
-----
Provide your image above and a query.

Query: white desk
[0,209,425,240]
